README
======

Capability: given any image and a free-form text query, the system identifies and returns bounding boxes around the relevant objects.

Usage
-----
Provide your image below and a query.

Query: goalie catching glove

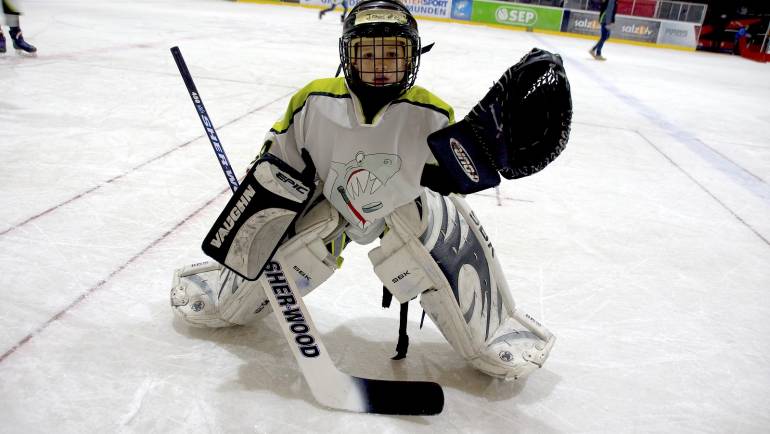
[422,48,572,195]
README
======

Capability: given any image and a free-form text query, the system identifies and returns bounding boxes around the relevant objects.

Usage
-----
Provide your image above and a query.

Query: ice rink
[1,0,769,432]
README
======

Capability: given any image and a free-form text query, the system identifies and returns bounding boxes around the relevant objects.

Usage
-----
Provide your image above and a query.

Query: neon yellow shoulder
[398,85,455,124]
[271,77,350,133]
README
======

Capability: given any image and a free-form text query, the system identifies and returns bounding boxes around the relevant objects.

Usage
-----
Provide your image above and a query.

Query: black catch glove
[423,48,573,195]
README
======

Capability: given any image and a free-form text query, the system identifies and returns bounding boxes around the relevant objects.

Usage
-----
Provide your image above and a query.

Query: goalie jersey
[264,77,454,243]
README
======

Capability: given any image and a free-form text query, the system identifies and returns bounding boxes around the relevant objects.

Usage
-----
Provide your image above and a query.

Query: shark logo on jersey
[326,151,402,230]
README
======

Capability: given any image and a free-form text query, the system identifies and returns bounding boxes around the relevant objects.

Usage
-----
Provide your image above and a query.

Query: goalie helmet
[339,0,421,100]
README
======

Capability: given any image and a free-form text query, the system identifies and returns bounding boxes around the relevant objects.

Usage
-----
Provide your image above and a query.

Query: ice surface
[1,1,769,432]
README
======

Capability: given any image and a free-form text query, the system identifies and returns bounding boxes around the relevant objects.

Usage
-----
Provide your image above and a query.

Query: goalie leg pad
[377,189,554,380]
[172,199,345,327]
[170,260,270,327]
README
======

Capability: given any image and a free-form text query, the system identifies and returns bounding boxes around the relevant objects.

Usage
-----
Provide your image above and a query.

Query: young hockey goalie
[170,0,571,381]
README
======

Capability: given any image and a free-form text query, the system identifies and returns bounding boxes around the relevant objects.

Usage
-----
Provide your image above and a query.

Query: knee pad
[368,195,438,304]
[277,197,345,293]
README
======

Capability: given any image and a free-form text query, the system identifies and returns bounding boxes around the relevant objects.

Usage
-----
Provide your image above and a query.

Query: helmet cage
[339,4,421,95]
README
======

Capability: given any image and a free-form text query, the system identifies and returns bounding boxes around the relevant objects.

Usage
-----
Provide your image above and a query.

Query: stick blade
[354,377,444,415]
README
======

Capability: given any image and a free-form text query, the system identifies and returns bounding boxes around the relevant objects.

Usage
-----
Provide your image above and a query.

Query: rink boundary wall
[235,0,696,52]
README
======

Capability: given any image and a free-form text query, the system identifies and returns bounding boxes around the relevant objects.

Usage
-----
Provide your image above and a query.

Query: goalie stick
[170,46,444,415]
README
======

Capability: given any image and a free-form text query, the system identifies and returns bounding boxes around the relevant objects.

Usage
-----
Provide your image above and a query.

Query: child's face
[351,37,409,86]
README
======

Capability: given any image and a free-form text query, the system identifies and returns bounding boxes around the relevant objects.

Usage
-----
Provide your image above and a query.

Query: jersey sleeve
[400,85,456,165]
[260,90,308,173]
[258,78,350,174]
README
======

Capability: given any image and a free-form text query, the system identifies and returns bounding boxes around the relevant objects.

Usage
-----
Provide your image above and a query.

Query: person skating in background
[589,0,616,61]
[1,0,36,55]
[318,0,348,22]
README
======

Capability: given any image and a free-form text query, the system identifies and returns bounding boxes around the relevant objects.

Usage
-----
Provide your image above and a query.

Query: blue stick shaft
[171,46,240,193]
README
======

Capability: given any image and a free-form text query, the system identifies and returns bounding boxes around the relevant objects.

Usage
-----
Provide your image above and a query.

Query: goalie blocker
[422,48,572,195]
[202,151,316,280]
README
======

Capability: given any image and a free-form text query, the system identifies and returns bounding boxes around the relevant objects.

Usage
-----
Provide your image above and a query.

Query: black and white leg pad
[371,189,555,380]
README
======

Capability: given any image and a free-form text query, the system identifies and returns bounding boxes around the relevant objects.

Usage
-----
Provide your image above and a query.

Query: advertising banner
[657,20,698,48]
[451,0,472,21]
[471,0,563,31]
[560,10,600,35]
[562,10,660,43]
[401,0,452,19]
[300,0,452,19]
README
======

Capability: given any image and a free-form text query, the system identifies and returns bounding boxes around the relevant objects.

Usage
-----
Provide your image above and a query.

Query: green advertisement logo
[472,0,563,31]
[495,6,537,26]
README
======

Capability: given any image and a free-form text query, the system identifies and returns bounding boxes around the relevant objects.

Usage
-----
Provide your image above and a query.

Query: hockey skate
[9,28,37,56]
[589,48,606,61]
[0,33,5,54]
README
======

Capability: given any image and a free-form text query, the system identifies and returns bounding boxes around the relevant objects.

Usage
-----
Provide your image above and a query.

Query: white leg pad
[171,199,344,328]
[380,190,555,380]
[170,260,270,327]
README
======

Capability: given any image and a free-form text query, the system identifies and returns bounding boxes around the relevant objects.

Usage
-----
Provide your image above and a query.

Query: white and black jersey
[264,77,454,243]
